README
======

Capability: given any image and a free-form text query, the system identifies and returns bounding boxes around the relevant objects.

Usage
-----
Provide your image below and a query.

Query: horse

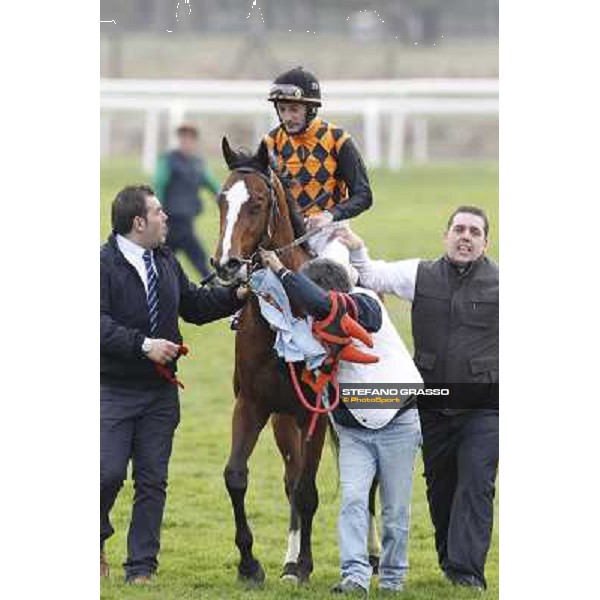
[212,136,385,584]
[211,136,331,585]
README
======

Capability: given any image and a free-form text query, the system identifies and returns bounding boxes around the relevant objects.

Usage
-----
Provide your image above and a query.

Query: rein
[272,226,326,256]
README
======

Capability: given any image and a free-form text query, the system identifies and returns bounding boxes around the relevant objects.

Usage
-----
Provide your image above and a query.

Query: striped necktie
[143,250,159,335]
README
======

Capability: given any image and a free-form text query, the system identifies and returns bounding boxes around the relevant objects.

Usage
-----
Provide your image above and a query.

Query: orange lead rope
[288,292,380,440]
[154,344,189,389]
[288,361,341,440]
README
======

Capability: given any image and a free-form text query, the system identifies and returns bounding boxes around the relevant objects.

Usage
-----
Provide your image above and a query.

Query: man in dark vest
[337,206,498,591]
[153,123,220,279]
[100,184,246,583]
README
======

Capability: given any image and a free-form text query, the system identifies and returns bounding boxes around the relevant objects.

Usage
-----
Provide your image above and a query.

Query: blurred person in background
[263,67,373,273]
[153,123,220,279]
[336,206,499,591]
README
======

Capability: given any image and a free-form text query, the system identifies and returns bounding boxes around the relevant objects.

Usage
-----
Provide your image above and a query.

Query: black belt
[391,395,417,421]
[334,394,417,430]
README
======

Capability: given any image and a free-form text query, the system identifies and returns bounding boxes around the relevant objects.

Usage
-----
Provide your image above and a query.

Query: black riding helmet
[268,67,321,134]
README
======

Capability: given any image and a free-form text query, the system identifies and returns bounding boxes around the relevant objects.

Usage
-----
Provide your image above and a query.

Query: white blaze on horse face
[221,180,250,266]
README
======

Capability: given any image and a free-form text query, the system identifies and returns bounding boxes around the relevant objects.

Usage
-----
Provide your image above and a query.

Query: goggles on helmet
[268,84,320,104]
[269,84,304,100]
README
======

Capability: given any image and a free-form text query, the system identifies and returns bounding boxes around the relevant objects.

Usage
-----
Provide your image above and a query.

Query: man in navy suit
[100,184,246,583]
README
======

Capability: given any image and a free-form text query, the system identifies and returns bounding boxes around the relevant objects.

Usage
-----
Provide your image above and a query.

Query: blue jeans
[336,409,421,591]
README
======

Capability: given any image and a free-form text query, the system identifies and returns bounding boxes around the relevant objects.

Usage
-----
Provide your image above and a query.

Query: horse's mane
[277,175,308,246]
[228,146,267,174]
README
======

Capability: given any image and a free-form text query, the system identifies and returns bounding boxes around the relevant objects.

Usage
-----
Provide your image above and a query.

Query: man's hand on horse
[259,248,284,273]
[235,284,251,301]
[306,211,334,231]
[334,227,365,251]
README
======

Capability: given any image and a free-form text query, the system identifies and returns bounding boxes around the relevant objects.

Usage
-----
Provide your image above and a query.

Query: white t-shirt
[336,287,423,429]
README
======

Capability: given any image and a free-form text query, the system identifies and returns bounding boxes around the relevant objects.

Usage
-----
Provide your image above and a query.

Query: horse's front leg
[223,396,269,585]
[271,414,303,582]
[293,415,328,584]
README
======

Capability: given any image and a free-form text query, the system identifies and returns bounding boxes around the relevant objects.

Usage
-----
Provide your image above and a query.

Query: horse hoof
[296,565,312,585]
[280,574,299,585]
[369,554,380,575]
[237,560,265,586]
[280,562,299,585]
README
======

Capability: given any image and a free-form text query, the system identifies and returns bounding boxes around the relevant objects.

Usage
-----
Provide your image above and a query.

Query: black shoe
[444,570,485,591]
[125,573,153,585]
[331,577,368,596]
[230,315,240,331]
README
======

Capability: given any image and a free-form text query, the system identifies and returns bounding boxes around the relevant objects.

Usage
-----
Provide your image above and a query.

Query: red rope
[153,344,189,389]
[287,361,341,440]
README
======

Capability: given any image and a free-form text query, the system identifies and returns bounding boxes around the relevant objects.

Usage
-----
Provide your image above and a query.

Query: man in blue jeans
[260,251,422,596]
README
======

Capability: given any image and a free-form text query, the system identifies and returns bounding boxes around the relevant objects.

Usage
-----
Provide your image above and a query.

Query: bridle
[233,166,281,256]
[207,166,325,286]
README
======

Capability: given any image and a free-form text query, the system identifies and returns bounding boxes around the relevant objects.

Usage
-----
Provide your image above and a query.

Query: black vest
[411,255,499,386]
[164,150,205,218]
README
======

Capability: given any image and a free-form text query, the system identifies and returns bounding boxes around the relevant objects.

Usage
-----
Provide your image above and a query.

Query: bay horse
[211,136,329,585]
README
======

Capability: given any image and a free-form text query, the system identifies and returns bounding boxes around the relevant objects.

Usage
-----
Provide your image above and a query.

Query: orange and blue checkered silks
[264,117,351,215]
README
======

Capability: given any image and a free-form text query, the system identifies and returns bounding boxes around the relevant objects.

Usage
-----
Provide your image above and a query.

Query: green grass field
[100,158,498,600]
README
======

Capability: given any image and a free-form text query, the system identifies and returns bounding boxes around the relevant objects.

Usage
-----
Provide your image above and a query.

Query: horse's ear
[257,139,270,171]
[222,136,236,169]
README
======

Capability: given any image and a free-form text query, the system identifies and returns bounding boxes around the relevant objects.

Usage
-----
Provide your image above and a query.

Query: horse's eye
[248,204,262,215]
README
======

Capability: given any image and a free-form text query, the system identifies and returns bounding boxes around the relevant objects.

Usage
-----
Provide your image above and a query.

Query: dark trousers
[419,408,498,588]
[100,383,180,579]
[166,216,211,278]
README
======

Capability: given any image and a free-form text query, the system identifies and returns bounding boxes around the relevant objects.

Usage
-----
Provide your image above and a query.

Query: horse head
[213,136,293,286]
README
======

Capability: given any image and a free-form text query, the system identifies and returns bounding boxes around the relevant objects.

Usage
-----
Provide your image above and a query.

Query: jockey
[263,67,374,272]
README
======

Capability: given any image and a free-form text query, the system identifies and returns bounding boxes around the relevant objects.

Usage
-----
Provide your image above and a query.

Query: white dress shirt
[116,234,157,296]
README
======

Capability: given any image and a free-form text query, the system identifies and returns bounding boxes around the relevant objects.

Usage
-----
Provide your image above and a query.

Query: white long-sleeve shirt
[350,246,420,301]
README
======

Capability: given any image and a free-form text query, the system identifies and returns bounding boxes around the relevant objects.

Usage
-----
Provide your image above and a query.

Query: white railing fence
[100,79,499,172]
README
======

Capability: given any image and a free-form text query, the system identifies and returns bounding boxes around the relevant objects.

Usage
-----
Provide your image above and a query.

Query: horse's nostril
[226,258,242,271]
[214,257,243,281]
